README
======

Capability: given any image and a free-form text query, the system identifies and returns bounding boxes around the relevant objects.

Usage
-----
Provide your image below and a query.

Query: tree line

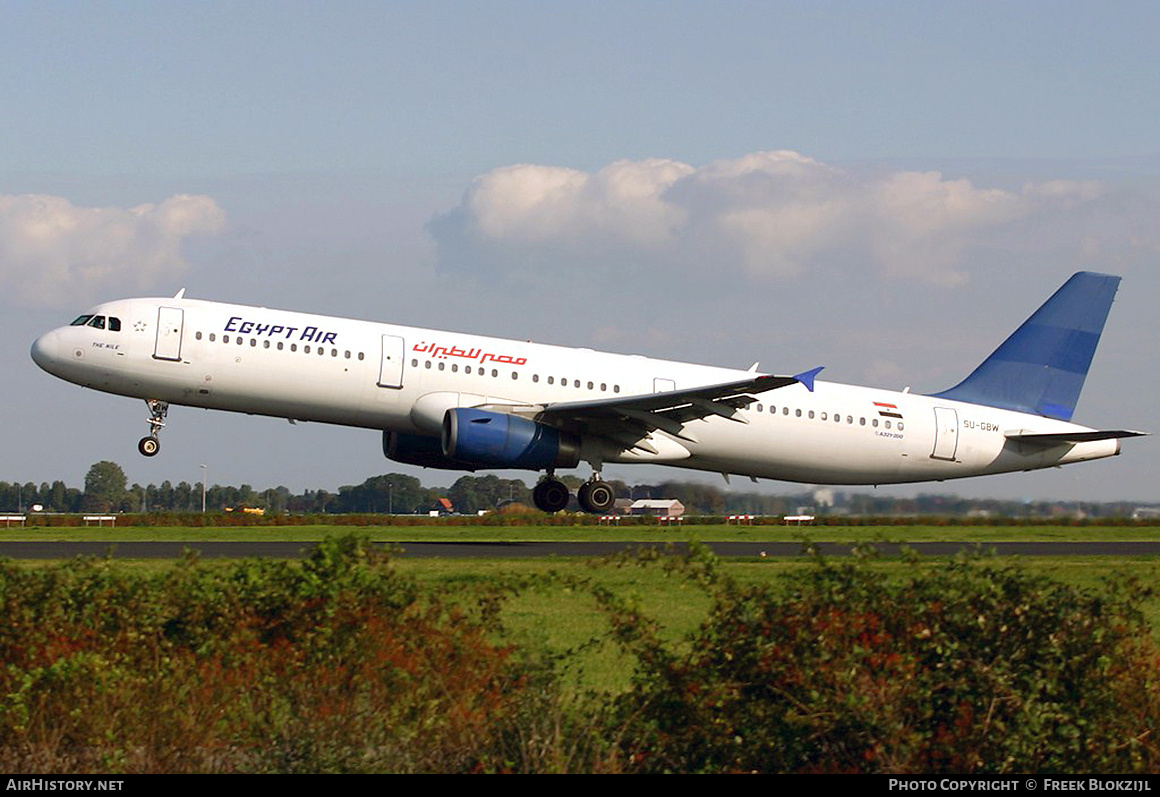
[1,460,1150,517]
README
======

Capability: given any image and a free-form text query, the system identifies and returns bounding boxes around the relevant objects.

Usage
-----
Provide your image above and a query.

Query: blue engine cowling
[383,431,477,470]
[442,408,580,470]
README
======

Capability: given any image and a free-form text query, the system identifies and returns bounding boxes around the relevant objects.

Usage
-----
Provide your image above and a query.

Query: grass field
[3,522,1160,543]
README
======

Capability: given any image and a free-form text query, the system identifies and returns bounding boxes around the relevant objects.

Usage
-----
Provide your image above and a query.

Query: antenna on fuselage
[173,288,186,299]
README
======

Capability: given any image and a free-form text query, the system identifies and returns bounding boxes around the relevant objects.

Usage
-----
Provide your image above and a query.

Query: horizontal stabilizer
[1004,429,1147,445]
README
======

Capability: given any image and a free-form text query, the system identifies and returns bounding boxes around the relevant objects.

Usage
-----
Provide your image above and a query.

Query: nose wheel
[138,399,169,457]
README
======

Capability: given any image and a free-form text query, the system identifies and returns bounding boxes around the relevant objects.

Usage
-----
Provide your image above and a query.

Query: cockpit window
[86,316,106,330]
[71,315,93,326]
[107,317,121,331]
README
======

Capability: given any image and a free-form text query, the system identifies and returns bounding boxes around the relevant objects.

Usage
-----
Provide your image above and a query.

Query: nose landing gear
[138,399,169,457]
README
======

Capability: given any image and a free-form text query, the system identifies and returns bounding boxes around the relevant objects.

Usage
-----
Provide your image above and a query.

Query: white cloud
[0,193,226,307]
[429,150,1120,288]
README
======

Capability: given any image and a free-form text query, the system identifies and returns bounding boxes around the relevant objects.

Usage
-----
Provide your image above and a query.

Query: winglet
[794,366,824,392]
[173,288,186,299]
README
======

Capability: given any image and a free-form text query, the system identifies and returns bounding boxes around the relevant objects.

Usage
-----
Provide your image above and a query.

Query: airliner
[30,272,1143,513]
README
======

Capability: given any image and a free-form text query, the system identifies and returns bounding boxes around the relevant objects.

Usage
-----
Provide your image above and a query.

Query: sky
[3,1,1157,503]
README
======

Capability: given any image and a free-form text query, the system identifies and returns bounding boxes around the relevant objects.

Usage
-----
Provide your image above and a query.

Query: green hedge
[607,545,1160,773]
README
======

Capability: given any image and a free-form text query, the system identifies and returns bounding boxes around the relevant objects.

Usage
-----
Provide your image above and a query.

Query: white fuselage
[30,296,1120,484]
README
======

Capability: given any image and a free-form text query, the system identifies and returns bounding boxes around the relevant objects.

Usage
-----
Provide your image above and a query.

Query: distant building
[629,499,684,518]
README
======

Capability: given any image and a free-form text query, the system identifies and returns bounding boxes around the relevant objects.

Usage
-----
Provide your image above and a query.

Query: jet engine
[442,408,580,470]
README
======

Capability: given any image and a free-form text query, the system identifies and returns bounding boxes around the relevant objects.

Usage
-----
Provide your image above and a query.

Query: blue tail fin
[930,272,1120,421]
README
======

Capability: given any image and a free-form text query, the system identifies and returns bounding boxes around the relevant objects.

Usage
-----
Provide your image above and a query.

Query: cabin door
[153,307,184,361]
[931,407,959,461]
[378,335,405,388]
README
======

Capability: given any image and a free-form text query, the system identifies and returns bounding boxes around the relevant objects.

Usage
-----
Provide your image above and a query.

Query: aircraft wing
[481,368,822,454]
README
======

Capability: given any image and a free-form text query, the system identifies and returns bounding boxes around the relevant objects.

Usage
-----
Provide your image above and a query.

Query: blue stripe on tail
[930,272,1120,421]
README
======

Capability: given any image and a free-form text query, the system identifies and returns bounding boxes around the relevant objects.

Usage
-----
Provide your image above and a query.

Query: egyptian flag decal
[874,401,904,420]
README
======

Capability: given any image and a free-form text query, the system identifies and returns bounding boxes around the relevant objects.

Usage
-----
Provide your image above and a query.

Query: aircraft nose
[30,329,63,374]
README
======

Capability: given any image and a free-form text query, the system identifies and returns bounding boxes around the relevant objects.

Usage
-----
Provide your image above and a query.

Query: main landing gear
[532,476,570,513]
[532,472,617,514]
[137,399,169,457]
[577,477,616,514]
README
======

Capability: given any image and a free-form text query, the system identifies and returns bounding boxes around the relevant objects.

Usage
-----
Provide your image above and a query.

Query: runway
[2,540,1159,559]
